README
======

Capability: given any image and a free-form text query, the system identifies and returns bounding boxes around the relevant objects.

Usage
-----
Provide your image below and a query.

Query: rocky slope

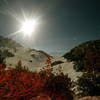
[0,36,50,71]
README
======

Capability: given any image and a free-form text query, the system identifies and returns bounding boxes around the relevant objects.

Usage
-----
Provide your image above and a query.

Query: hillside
[5,47,50,71]
[51,56,82,81]
[0,36,81,81]
[0,36,100,99]
[63,39,100,71]
[0,36,50,71]
[1,36,99,81]
[63,39,100,61]
[0,36,22,48]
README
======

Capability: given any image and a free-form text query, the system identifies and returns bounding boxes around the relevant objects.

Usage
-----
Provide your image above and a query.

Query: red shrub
[0,66,44,100]
[0,58,74,100]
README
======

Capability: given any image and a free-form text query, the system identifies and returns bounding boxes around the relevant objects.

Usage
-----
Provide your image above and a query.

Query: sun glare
[6,9,40,38]
[21,19,37,37]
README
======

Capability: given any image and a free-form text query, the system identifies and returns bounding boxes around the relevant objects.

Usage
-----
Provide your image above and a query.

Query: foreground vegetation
[0,39,100,100]
[0,58,74,100]
[63,39,100,97]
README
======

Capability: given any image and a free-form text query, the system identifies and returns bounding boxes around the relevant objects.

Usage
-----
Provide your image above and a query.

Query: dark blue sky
[0,0,99,55]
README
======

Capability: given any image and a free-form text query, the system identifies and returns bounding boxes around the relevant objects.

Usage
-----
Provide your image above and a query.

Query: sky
[0,0,99,55]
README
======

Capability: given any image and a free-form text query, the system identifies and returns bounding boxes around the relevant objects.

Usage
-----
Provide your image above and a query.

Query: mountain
[62,39,100,72]
[0,36,81,81]
[2,36,99,81]
[0,36,83,81]
[5,47,50,71]
[63,39,100,61]
[51,39,100,81]
[0,36,22,48]
[0,36,50,71]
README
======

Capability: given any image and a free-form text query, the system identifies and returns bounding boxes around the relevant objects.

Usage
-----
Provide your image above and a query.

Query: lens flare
[21,19,37,37]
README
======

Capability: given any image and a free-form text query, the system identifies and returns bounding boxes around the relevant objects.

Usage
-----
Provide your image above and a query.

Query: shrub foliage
[0,57,74,100]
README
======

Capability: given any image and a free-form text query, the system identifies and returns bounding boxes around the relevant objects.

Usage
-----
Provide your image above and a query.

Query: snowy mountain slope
[0,36,81,81]
[52,56,82,81]
[5,48,80,81]
[5,47,50,71]
[0,36,50,71]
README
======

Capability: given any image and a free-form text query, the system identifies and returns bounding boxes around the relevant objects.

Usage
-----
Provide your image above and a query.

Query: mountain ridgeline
[63,39,100,72]
[0,36,22,48]
[0,36,50,71]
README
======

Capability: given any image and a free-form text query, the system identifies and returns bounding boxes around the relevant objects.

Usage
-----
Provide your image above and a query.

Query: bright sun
[21,19,37,37]
[6,10,41,38]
